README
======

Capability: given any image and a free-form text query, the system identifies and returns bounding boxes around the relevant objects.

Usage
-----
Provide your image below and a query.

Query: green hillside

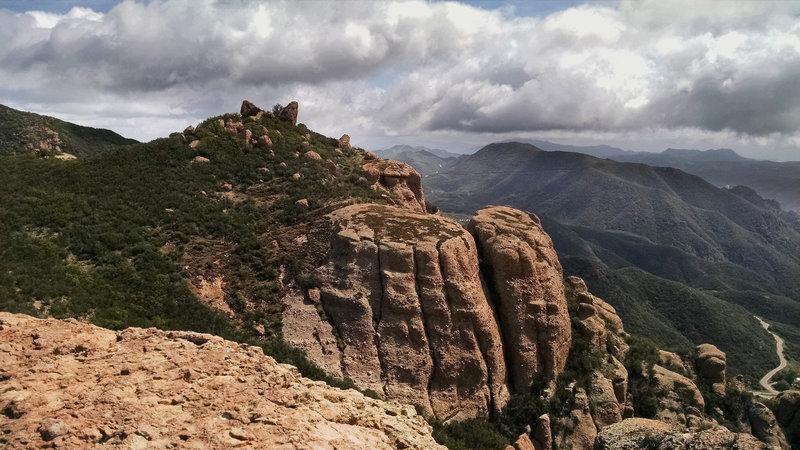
[0,102,384,388]
[0,104,137,157]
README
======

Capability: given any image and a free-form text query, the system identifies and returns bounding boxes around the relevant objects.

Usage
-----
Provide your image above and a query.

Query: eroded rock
[468,206,571,392]
[362,159,426,213]
[312,203,509,421]
[696,343,726,395]
[0,312,444,450]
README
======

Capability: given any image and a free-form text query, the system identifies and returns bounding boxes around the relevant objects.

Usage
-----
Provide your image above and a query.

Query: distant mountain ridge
[391,139,800,212]
[375,144,462,159]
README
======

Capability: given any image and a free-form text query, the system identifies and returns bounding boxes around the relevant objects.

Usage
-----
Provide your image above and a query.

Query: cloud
[0,0,798,159]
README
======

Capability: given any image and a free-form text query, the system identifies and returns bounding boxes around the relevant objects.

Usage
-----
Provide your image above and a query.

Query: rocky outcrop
[595,418,767,449]
[589,371,623,429]
[280,287,343,378]
[0,312,444,450]
[467,207,571,392]
[362,159,426,213]
[650,364,705,424]
[338,134,351,149]
[555,388,597,450]
[696,343,727,395]
[748,401,790,449]
[240,99,262,118]
[565,276,628,359]
[775,391,800,448]
[279,101,299,125]
[311,203,509,421]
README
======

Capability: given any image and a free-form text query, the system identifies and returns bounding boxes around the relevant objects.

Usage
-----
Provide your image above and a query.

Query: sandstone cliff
[467,207,571,393]
[280,200,577,424]
[311,203,509,422]
[0,313,444,450]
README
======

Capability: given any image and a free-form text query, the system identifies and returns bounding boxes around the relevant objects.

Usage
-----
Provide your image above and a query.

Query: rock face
[696,343,727,395]
[565,276,628,358]
[775,391,800,448]
[311,203,509,422]
[595,418,768,449]
[748,401,790,449]
[240,100,262,118]
[362,159,426,213]
[0,312,444,450]
[279,101,299,125]
[467,207,571,392]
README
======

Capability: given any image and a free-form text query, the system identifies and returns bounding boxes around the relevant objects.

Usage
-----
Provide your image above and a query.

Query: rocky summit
[0,312,444,450]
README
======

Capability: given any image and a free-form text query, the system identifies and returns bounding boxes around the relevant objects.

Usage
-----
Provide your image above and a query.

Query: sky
[1,1,799,160]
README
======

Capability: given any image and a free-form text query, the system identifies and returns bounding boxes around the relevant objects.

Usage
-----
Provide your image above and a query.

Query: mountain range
[499,139,800,211]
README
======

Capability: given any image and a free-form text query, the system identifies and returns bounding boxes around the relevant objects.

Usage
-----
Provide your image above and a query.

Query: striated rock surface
[696,343,727,395]
[0,312,444,450]
[467,207,571,392]
[595,418,767,449]
[362,159,426,213]
[312,203,509,421]
[280,287,343,379]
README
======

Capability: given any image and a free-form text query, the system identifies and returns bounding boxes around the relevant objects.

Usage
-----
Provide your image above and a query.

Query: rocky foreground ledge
[0,312,444,450]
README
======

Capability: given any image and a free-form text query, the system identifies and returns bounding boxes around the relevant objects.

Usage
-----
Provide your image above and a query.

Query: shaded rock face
[589,371,623,429]
[0,313,444,450]
[467,207,571,392]
[696,343,727,395]
[557,388,597,450]
[362,159,426,213]
[775,391,800,448]
[240,99,262,118]
[748,402,790,449]
[279,100,299,125]
[595,418,767,450]
[312,204,509,422]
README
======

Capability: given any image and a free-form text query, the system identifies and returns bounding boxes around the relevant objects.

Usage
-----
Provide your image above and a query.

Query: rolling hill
[0,104,137,158]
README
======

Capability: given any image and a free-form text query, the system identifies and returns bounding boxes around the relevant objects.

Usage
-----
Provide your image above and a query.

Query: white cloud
[0,0,798,160]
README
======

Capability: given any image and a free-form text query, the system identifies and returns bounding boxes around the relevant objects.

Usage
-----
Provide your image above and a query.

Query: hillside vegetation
[0,102,384,387]
[0,104,137,157]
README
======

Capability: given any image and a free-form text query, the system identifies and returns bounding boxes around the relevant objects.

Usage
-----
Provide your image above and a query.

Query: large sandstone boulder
[362,159,426,213]
[696,343,727,395]
[595,418,768,450]
[311,203,509,422]
[648,364,705,425]
[279,101,299,125]
[467,207,571,392]
[0,313,444,450]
